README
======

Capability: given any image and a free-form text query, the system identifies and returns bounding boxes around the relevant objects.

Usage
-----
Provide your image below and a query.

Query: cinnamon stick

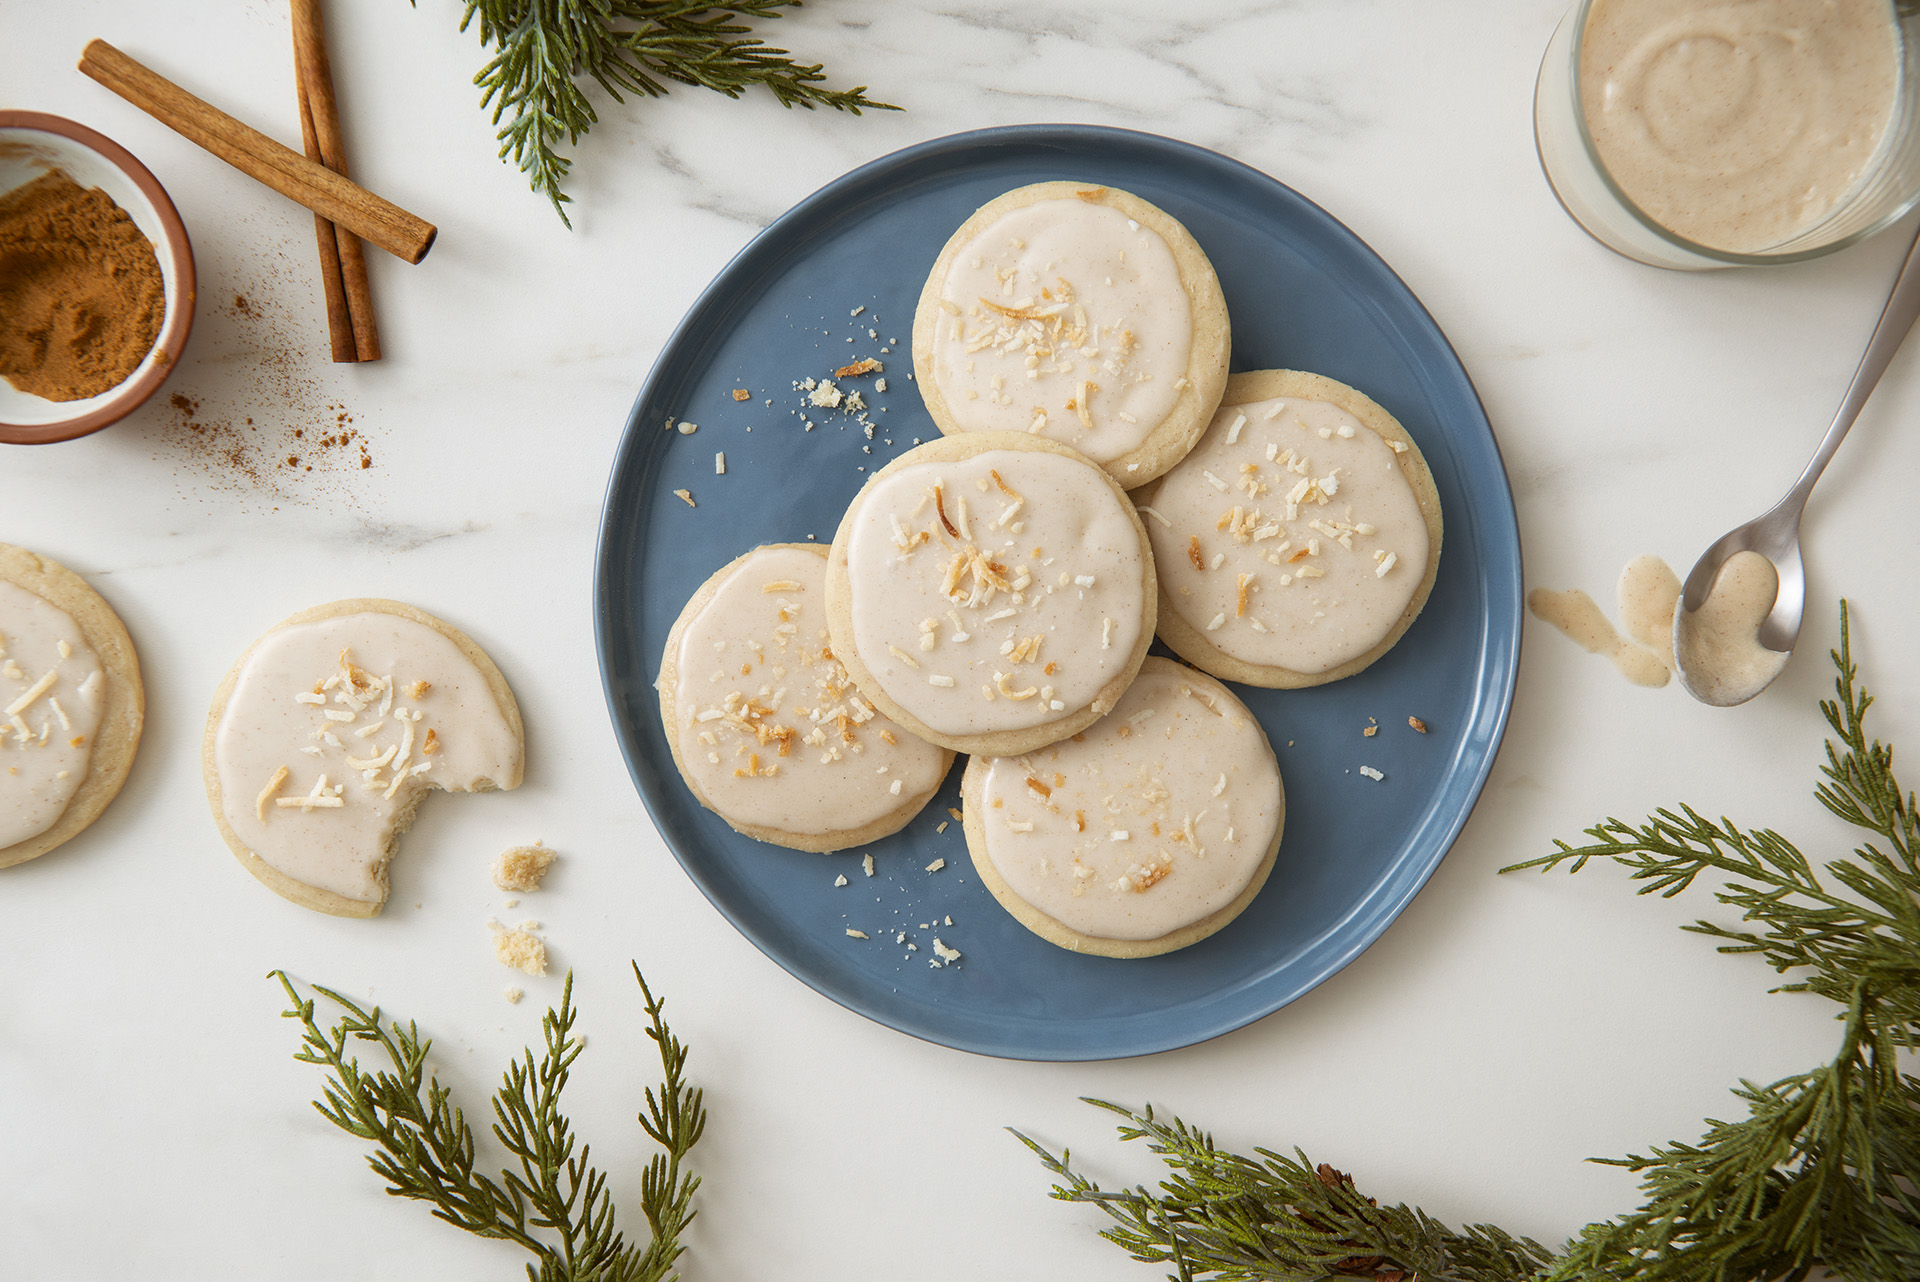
[297,80,356,363]
[291,0,380,361]
[78,39,436,264]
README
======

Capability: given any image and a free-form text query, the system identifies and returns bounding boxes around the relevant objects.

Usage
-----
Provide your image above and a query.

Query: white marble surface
[7,1,1920,1277]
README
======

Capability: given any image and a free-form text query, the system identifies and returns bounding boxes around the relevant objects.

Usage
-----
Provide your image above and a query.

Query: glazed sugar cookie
[0,544,144,869]
[912,181,1230,487]
[961,657,1283,958]
[826,432,1156,758]
[658,543,954,852]
[204,599,524,918]
[1134,370,1443,688]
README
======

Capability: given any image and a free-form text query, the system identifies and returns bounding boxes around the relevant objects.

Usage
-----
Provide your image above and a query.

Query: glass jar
[1534,0,1920,269]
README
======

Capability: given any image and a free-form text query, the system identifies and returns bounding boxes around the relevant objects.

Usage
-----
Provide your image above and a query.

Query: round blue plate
[596,125,1521,1061]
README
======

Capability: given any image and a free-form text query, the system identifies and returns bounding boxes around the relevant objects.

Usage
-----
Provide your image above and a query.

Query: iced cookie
[1133,370,1442,688]
[825,432,1156,758]
[658,543,953,852]
[204,599,524,917]
[0,544,144,869]
[961,657,1283,958]
[912,181,1230,486]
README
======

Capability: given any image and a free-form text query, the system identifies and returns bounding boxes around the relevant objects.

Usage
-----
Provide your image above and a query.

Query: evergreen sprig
[274,963,703,1282]
[429,0,897,225]
[1024,602,1920,1282]
[1014,1102,1557,1282]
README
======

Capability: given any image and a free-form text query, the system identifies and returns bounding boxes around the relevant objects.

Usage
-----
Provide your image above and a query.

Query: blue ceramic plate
[596,125,1521,1061]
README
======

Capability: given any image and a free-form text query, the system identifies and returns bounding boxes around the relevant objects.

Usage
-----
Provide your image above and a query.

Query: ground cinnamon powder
[0,169,165,401]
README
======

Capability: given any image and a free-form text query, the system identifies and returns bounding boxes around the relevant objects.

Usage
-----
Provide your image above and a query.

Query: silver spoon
[1674,220,1920,706]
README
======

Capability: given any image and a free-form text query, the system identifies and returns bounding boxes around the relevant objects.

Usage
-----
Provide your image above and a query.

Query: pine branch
[1014,1101,1557,1282]
[426,0,899,226]
[274,966,702,1281]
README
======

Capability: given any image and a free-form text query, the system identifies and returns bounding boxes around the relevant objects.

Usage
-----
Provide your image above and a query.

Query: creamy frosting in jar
[972,660,1281,942]
[1145,395,1429,674]
[665,545,949,837]
[211,613,522,904]
[841,448,1148,737]
[1579,0,1899,252]
[0,581,105,848]
[922,197,1192,464]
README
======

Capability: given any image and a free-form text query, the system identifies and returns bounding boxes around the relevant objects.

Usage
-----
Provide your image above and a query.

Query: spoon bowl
[1673,219,1920,706]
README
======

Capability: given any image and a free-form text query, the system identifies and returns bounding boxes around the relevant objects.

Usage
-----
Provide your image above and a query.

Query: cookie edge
[0,544,146,870]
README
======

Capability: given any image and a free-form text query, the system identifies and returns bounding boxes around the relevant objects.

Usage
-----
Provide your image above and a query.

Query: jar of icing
[1534,0,1920,268]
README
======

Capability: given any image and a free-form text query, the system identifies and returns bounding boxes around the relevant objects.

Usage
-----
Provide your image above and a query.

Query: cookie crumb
[493,926,548,976]
[504,987,523,1004]
[732,389,751,401]
[492,842,556,892]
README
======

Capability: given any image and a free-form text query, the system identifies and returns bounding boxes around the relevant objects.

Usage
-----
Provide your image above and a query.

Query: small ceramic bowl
[0,111,196,444]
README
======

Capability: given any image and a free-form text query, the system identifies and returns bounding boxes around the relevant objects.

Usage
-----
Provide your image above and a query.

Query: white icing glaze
[844,449,1146,736]
[975,661,1280,941]
[667,545,948,836]
[0,581,105,848]
[925,197,1190,464]
[1148,395,1428,674]
[212,613,521,904]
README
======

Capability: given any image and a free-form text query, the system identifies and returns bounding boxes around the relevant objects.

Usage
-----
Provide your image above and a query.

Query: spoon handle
[1781,220,1920,515]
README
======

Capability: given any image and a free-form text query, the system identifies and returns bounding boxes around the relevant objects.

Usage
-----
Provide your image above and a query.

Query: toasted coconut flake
[1236,573,1253,617]
[996,672,1038,700]
[836,357,883,378]
[674,489,695,507]
[1409,716,1429,733]
[256,765,290,820]
[4,670,57,718]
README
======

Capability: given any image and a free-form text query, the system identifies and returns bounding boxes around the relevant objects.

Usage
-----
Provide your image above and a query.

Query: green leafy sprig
[432,0,897,225]
[1022,602,1920,1282]
[274,964,704,1282]
[1015,1103,1557,1282]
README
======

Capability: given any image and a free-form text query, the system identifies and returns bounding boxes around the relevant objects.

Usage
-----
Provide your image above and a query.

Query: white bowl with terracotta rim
[0,110,196,444]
